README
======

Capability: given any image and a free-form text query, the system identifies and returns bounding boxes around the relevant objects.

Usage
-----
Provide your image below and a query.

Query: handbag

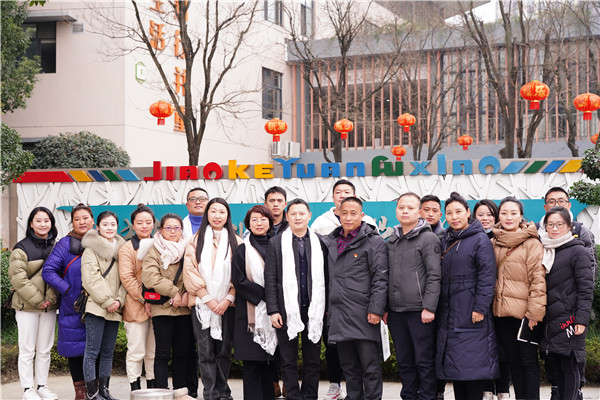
[74,259,115,316]
[2,290,15,310]
[142,259,184,305]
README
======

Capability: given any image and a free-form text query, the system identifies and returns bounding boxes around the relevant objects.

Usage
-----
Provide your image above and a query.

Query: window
[262,67,282,119]
[300,1,313,37]
[24,22,56,73]
[264,0,283,25]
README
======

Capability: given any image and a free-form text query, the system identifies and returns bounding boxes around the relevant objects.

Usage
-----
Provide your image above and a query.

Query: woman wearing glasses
[539,207,593,400]
[140,213,197,400]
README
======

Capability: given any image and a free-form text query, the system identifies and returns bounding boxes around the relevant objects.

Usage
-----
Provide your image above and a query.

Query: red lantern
[574,93,600,120]
[457,134,473,150]
[397,113,416,133]
[265,118,287,142]
[391,146,407,161]
[520,80,550,110]
[149,101,175,125]
[592,133,598,145]
[334,119,353,139]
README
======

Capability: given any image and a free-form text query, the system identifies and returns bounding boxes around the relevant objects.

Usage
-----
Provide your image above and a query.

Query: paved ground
[2,376,600,400]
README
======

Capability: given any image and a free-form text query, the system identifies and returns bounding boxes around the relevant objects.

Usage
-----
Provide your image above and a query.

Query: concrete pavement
[2,376,600,400]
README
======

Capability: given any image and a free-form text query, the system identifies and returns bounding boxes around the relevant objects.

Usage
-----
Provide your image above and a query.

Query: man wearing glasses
[537,186,596,400]
[183,187,209,238]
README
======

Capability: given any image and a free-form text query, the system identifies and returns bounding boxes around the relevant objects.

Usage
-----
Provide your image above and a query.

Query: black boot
[130,377,141,391]
[98,377,118,400]
[146,379,156,389]
[85,380,105,400]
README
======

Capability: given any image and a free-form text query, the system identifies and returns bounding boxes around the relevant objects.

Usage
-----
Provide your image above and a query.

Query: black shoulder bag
[142,259,185,305]
[74,259,115,316]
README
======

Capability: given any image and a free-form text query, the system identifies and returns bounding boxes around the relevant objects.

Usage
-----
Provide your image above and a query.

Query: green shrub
[1,123,33,191]
[1,242,15,324]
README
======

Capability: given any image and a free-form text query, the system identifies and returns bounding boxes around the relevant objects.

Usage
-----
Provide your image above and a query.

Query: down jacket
[540,239,593,363]
[386,219,441,313]
[436,220,499,381]
[81,230,127,322]
[42,235,87,357]
[9,234,58,312]
[491,222,546,322]
[323,222,388,343]
[118,236,149,323]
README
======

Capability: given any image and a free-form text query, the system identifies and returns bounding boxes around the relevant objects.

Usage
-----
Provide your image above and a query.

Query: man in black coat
[322,197,388,400]
[265,199,328,400]
[264,186,289,236]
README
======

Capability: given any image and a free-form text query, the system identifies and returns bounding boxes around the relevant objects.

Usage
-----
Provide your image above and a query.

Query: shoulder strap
[497,246,517,269]
[442,240,460,260]
[102,259,116,279]
[62,255,82,279]
[172,258,185,286]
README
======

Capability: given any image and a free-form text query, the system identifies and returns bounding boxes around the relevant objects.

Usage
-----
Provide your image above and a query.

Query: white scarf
[152,231,188,269]
[244,235,278,355]
[539,230,574,272]
[194,226,232,340]
[281,228,325,344]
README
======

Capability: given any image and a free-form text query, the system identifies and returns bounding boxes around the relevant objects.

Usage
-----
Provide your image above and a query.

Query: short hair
[160,212,183,228]
[332,179,355,195]
[498,196,524,216]
[71,203,93,222]
[244,205,274,231]
[96,210,118,225]
[341,197,363,209]
[287,198,310,212]
[473,199,499,224]
[420,194,441,207]
[187,187,208,200]
[265,186,287,201]
[544,187,569,202]
[131,203,155,223]
[26,207,58,239]
[398,192,421,203]
[445,192,469,212]
[544,206,572,228]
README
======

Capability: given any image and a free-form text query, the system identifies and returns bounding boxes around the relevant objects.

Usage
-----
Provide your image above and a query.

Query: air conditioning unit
[271,141,300,159]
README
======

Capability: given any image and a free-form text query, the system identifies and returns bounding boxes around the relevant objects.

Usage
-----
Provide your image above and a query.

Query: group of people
[8,181,596,400]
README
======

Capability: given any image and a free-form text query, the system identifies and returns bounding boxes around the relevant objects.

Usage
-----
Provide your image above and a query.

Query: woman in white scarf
[539,207,594,400]
[187,198,241,400]
[232,205,278,400]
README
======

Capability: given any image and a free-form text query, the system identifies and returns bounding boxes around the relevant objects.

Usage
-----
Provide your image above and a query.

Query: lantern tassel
[157,118,165,125]
[529,101,539,110]
[403,126,410,133]
[273,135,280,142]
[584,112,592,121]
[341,133,347,139]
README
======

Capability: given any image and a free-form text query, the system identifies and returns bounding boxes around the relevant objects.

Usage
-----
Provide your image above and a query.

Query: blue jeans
[83,314,119,381]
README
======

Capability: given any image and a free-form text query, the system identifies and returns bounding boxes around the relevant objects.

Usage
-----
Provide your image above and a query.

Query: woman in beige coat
[183,198,242,400]
[118,204,156,391]
[81,211,126,400]
[492,197,546,400]
[141,213,196,400]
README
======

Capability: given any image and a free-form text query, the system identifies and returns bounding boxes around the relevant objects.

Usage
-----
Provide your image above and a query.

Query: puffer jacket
[436,220,499,381]
[81,230,127,322]
[540,239,593,363]
[492,222,545,322]
[9,234,58,312]
[386,219,441,313]
[42,235,86,357]
[118,236,149,323]
[183,231,242,308]
[140,243,190,317]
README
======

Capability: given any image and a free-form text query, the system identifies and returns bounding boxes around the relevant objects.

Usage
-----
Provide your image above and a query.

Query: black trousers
[68,356,99,383]
[276,314,321,400]
[553,353,580,400]
[495,317,540,400]
[322,324,343,383]
[336,340,382,400]
[243,360,277,400]
[453,380,485,400]
[152,315,198,395]
[387,311,436,400]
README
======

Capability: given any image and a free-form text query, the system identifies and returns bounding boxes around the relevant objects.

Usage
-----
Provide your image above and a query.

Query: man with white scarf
[265,198,327,400]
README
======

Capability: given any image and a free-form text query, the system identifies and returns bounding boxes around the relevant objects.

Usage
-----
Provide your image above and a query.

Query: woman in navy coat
[436,192,499,400]
[42,204,94,400]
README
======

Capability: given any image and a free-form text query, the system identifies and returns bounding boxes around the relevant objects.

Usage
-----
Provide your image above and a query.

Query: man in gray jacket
[323,197,388,400]
[385,192,441,400]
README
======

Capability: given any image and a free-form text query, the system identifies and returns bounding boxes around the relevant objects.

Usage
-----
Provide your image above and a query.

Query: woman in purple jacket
[42,204,94,400]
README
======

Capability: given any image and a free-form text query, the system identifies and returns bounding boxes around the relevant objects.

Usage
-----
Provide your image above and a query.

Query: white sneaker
[36,386,58,400]
[323,383,345,400]
[22,388,41,400]
[483,392,494,400]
